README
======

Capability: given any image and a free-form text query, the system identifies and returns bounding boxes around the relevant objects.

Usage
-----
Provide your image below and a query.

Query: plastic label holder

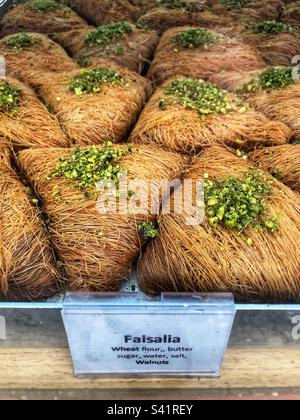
[62,292,236,377]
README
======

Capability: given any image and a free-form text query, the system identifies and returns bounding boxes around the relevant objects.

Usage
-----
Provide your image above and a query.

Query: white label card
[62,293,236,377]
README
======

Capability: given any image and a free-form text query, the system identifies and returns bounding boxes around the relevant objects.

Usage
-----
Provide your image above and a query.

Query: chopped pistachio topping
[49,143,131,192]
[163,78,247,118]
[5,33,36,50]
[204,171,279,234]
[25,0,62,12]
[85,22,133,48]
[250,20,295,34]
[69,68,125,95]
[159,99,166,110]
[139,222,159,240]
[236,149,249,160]
[172,28,217,49]
[0,82,22,112]
[243,67,294,93]
[259,67,294,90]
